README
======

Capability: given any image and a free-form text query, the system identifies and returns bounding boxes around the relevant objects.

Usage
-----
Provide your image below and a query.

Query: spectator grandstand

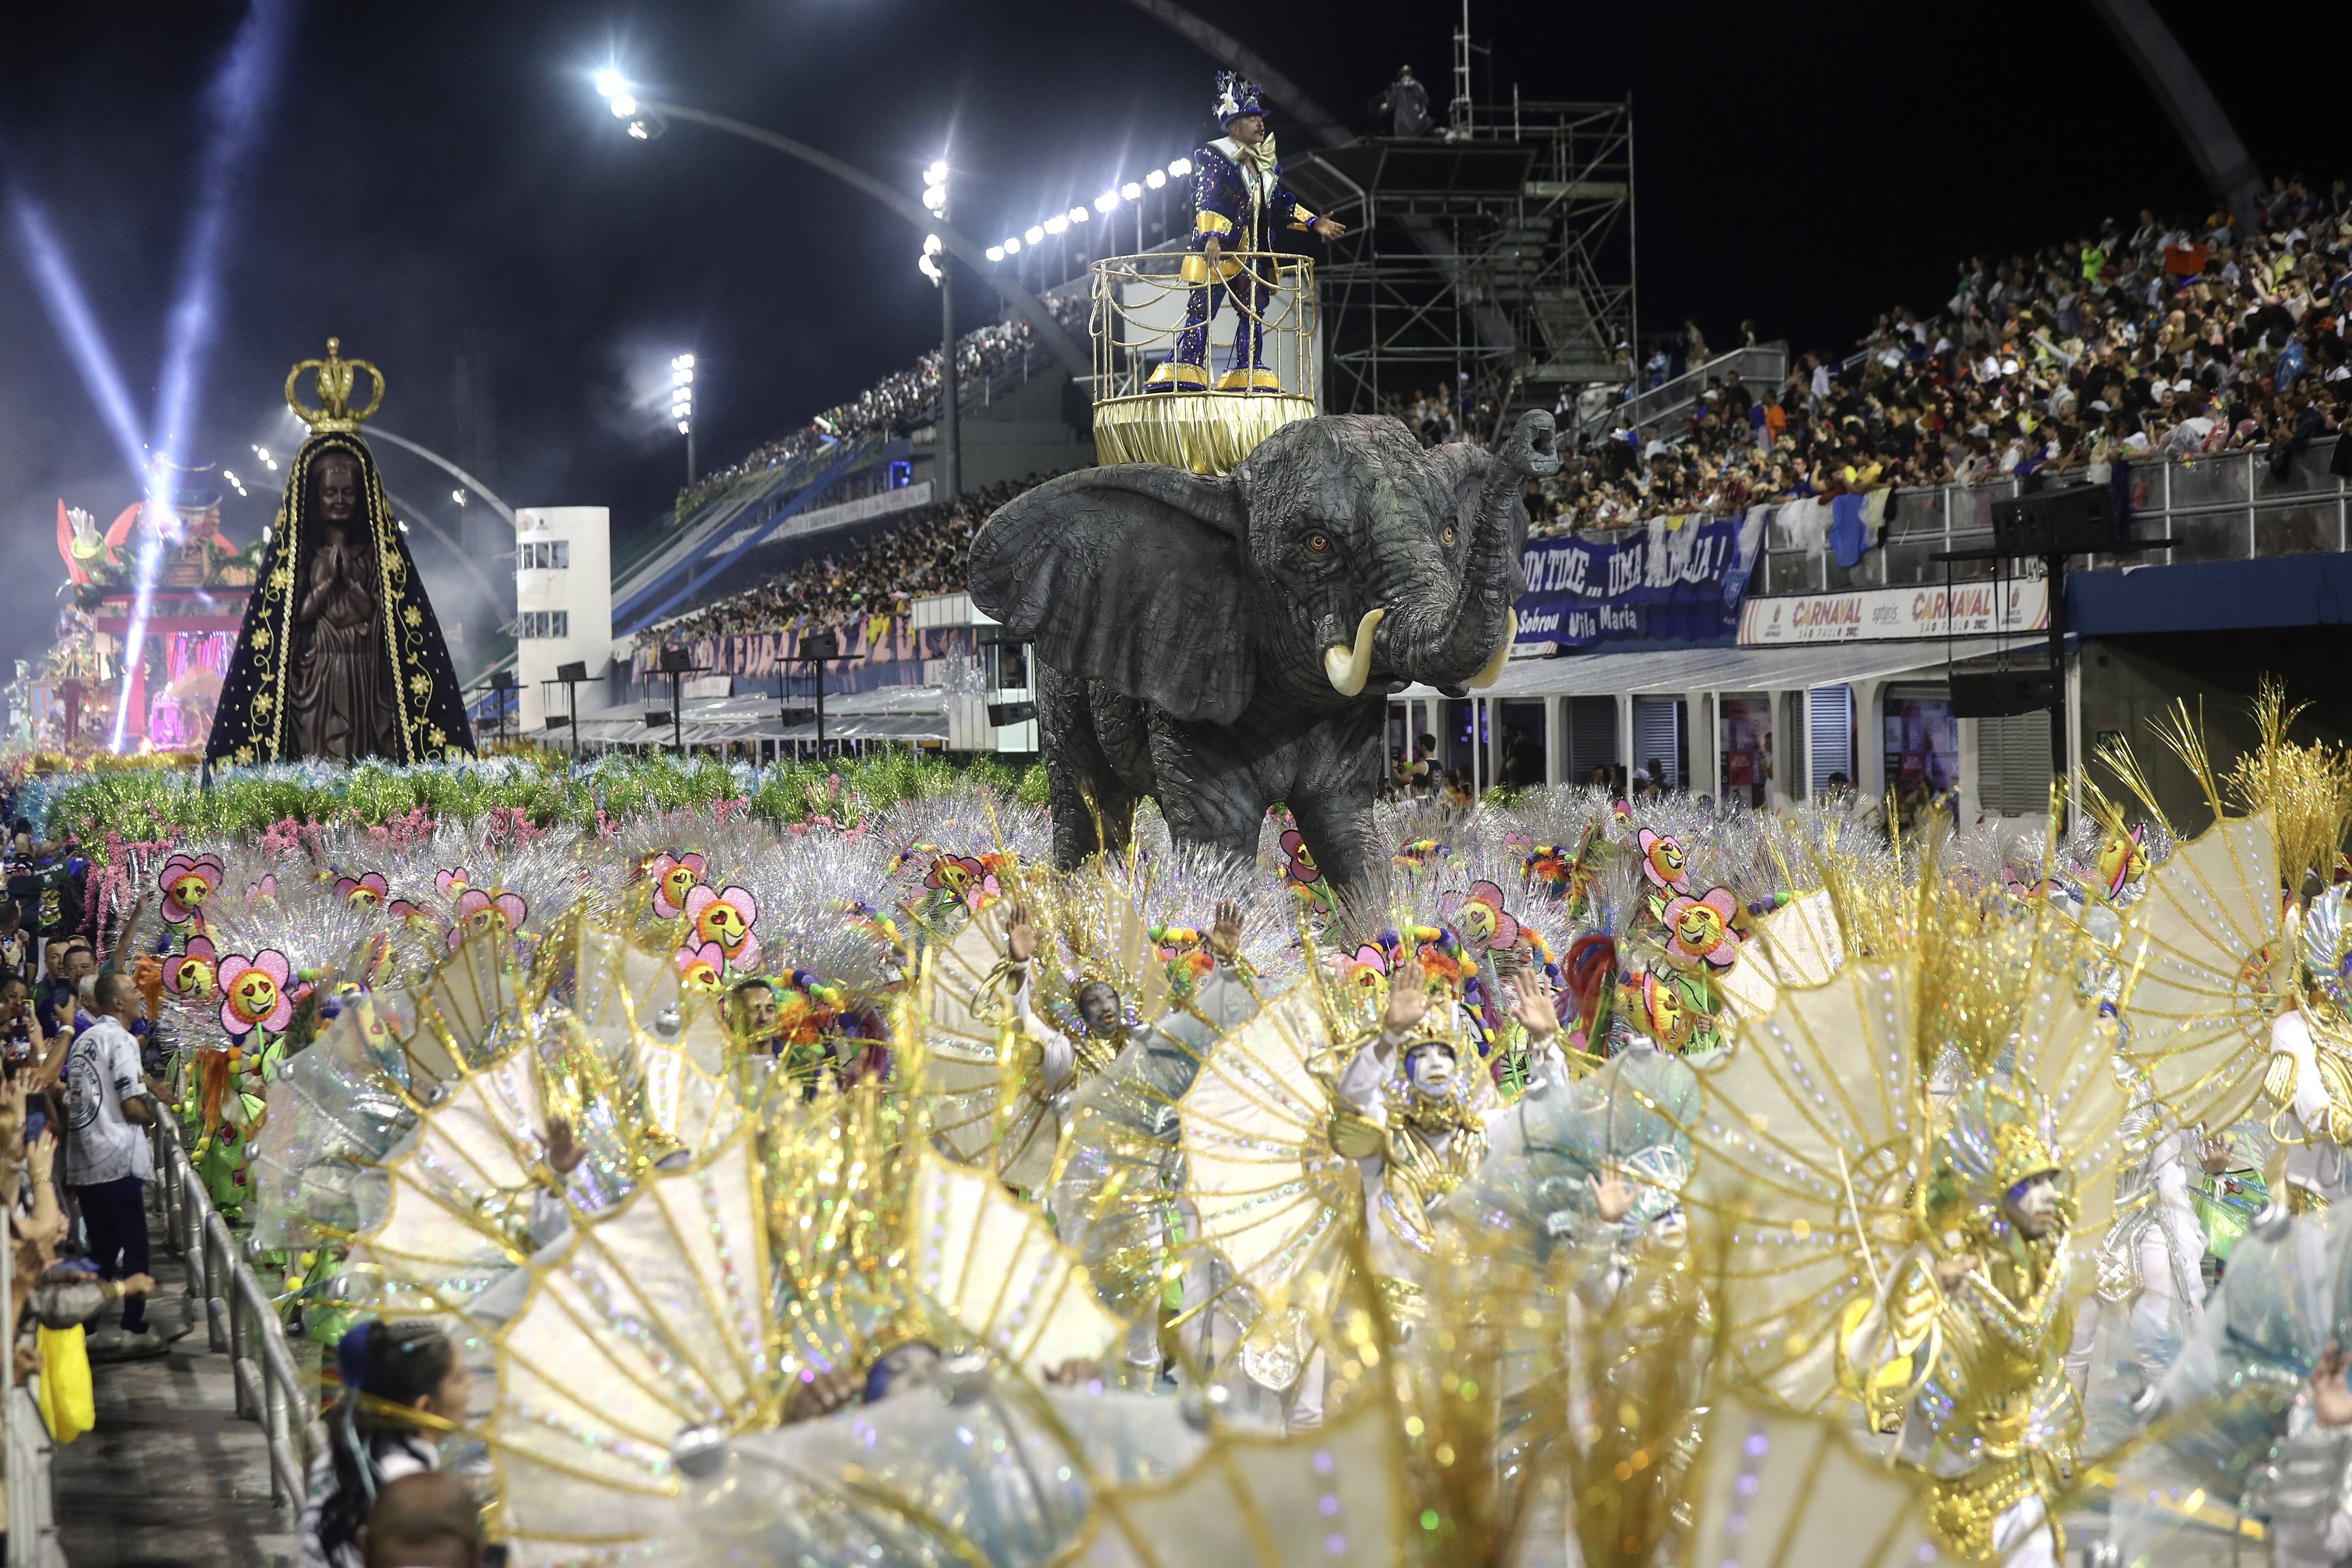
[647,177,2350,648]
[674,296,1088,514]
[1523,175,2351,537]
[636,475,1050,648]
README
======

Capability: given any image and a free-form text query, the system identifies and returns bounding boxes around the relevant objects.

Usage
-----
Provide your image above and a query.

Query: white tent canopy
[1393,634,2054,809]
[1396,635,2048,701]
[548,683,946,748]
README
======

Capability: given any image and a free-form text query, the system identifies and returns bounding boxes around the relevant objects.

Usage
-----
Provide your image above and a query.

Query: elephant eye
[1305,533,1331,555]
[1442,527,1456,545]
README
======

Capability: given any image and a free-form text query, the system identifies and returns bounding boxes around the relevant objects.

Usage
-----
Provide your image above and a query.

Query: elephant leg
[1283,706,1390,919]
[1037,663,1139,869]
[1148,717,1272,864]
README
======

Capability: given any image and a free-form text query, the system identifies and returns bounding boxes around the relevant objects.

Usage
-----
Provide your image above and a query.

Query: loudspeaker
[1950,671,2055,717]
[802,630,840,662]
[1991,483,2116,557]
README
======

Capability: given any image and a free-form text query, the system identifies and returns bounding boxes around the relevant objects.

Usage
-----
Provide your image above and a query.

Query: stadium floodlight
[1068,205,1089,224]
[985,245,1004,263]
[595,73,664,139]
[670,352,695,454]
[1043,215,1067,236]
[1094,191,1118,214]
[1121,181,1143,201]
[1025,224,1045,244]
[919,159,949,279]
[1002,236,1022,254]
[452,488,467,505]
[1168,157,1192,177]
[1145,168,1167,190]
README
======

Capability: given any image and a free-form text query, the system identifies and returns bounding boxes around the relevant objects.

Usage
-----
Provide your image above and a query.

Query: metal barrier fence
[1574,345,1790,445]
[1754,435,2350,597]
[148,1118,322,1518]
[0,1201,59,1568]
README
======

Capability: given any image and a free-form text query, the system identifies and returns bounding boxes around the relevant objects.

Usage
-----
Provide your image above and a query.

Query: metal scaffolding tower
[1281,96,1635,437]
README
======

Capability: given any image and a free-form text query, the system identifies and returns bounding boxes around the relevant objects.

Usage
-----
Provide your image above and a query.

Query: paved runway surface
[49,1214,293,1567]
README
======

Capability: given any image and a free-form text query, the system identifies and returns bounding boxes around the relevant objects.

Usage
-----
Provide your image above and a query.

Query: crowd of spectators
[1527,177,2352,537]
[656,178,2352,633]
[639,474,1053,649]
[677,295,1087,513]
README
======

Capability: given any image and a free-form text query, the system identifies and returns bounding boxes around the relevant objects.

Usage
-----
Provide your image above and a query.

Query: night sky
[0,0,2337,676]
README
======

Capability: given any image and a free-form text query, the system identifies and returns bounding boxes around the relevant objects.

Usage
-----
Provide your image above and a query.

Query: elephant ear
[968,466,1255,724]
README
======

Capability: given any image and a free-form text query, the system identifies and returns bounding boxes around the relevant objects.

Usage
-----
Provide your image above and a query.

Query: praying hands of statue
[297,536,351,622]
[2315,1343,2352,1429]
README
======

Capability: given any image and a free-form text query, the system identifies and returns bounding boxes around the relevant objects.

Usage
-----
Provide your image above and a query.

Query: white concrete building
[512,506,612,732]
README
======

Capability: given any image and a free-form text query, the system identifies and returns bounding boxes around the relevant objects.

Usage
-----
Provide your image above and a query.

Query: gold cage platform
[1089,251,1318,476]
[1092,391,1315,474]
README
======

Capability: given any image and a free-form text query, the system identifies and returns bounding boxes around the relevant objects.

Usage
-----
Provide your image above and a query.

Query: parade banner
[1513,511,1764,653]
[1736,580,2049,645]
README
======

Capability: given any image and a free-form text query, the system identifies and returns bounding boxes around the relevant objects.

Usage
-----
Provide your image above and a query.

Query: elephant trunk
[1383,469,1521,686]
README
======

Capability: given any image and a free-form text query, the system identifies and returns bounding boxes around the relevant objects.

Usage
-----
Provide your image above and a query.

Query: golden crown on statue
[285,337,386,432]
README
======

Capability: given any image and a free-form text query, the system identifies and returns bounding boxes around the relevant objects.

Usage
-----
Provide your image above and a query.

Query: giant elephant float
[968,408,1558,908]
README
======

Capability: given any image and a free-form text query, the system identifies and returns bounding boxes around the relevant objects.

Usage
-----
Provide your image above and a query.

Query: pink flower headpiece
[217,949,294,1038]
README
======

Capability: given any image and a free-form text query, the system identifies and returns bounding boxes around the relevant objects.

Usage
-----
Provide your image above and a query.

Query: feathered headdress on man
[1213,70,1268,127]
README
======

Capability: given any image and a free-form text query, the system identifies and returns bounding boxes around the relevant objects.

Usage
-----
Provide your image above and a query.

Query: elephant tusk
[1322,608,1387,697]
[1464,608,1518,689]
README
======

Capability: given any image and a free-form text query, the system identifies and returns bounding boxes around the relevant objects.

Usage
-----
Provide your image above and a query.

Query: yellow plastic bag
[35,1323,93,1444]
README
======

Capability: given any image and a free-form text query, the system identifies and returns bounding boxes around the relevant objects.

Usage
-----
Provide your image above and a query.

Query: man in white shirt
[63,971,162,1357]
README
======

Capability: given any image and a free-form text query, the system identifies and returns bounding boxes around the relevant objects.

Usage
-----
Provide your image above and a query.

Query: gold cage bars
[1088,251,1317,475]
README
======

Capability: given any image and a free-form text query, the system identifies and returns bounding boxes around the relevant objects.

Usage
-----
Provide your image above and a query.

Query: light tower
[919,158,959,500]
[671,353,696,485]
